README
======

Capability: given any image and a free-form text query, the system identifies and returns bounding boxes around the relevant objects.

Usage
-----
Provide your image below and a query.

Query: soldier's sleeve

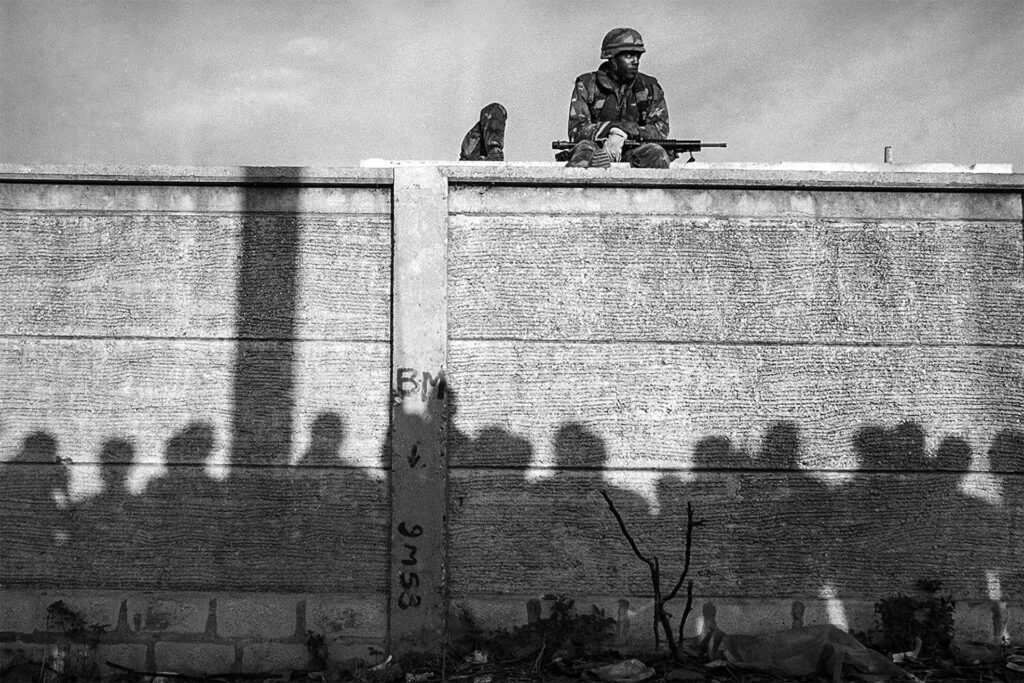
[639,79,669,140]
[568,77,602,142]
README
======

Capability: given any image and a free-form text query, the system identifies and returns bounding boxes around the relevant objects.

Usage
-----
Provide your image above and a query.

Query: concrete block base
[242,643,309,671]
[452,595,1024,646]
[0,642,47,669]
[96,644,149,675]
[155,642,237,675]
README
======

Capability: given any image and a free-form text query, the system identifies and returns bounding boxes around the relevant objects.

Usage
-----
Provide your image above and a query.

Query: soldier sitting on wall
[564,28,672,169]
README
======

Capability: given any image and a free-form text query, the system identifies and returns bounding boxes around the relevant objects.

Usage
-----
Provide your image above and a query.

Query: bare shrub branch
[600,490,703,659]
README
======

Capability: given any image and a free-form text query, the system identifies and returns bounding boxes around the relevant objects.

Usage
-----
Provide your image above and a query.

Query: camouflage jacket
[568,62,669,142]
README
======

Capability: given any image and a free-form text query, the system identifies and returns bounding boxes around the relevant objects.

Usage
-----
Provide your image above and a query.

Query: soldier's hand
[605,129,627,162]
[614,121,641,138]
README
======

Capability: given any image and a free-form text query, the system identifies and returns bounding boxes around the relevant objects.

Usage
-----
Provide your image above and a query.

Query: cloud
[3,0,1020,167]
[143,63,312,132]
[282,36,346,60]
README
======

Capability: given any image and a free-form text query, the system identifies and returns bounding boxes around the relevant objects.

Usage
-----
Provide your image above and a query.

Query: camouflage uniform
[566,62,671,169]
[460,102,506,161]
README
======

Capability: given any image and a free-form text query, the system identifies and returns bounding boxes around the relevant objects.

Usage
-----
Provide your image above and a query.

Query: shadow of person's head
[988,429,1023,474]
[99,438,134,492]
[553,422,607,468]
[935,435,972,471]
[20,431,58,461]
[761,421,802,466]
[15,431,67,494]
[302,412,346,466]
[165,422,215,466]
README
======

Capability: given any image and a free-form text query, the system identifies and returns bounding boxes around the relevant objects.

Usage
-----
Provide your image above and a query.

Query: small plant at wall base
[601,490,704,660]
[447,597,617,672]
[535,594,618,660]
[41,600,108,683]
[871,579,956,659]
[306,630,330,671]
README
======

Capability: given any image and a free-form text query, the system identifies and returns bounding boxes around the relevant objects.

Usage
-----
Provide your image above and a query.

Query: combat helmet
[601,28,645,59]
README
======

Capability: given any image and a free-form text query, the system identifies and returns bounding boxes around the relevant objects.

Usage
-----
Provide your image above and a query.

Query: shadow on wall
[0,393,1021,605]
[449,414,1023,607]
[0,170,387,592]
[232,167,299,469]
[0,415,386,590]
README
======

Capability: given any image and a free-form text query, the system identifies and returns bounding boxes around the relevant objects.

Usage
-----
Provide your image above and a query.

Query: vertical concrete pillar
[389,165,449,653]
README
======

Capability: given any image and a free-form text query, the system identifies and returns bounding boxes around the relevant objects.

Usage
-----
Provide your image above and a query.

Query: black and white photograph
[1,2,1022,681]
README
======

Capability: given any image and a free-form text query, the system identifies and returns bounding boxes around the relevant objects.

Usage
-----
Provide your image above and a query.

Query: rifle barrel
[551,140,726,150]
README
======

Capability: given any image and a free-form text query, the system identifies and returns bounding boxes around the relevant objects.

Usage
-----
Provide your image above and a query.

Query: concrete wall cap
[2,163,1022,191]
[0,164,393,185]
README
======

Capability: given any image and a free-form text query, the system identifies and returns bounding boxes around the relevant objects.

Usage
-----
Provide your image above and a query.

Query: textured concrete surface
[1,165,1021,666]
[442,166,1024,644]
[449,217,1024,344]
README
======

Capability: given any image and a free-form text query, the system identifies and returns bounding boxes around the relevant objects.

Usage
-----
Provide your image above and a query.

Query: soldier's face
[610,51,641,81]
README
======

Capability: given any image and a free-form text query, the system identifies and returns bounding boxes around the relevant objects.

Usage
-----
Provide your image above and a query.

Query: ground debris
[102,661,303,682]
[5,638,1020,683]
[587,658,655,682]
[663,667,704,682]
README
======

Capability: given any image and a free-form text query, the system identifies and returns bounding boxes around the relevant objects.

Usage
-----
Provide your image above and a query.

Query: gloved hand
[612,121,641,138]
[605,128,627,162]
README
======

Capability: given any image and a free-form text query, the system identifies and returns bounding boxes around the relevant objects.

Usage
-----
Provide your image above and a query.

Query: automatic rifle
[552,138,727,162]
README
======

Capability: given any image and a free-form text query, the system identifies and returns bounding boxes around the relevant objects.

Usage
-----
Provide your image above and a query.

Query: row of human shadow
[1,411,1021,595]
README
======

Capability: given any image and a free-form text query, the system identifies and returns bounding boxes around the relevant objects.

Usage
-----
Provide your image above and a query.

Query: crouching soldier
[565,28,672,169]
[460,102,507,161]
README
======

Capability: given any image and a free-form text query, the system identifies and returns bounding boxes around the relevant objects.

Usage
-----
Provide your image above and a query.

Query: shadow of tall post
[222,168,304,585]
[232,168,302,467]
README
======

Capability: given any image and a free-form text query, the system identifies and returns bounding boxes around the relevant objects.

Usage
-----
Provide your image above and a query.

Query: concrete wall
[0,168,393,673]
[1,164,1022,672]
[443,167,1024,644]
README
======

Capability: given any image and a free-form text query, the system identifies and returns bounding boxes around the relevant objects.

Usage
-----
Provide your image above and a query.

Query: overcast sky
[2,0,1022,168]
